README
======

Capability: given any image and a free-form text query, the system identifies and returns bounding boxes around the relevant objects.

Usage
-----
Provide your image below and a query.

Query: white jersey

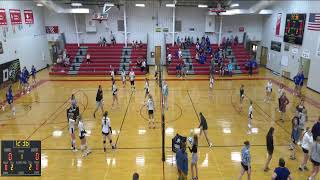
[102,117,111,134]
[162,84,168,96]
[121,71,126,81]
[178,51,182,57]
[167,54,172,61]
[78,121,85,137]
[248,105,253,118]
[301,132,313,150]
[111,71,115,78]
[266,82,272,92]
[112,84,118,95]
[129,71,135,81]
[147,99,154,111]
[210,77,214,88]
[69,118,76,134]
[145,82,149,93]
[278,88,284,98]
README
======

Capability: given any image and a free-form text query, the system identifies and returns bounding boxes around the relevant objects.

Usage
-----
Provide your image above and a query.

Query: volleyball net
[159,65,165,162]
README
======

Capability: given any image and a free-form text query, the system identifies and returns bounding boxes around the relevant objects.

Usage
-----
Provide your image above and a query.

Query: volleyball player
[199,112,213,147]
[209,74,214,92]
[121,69,126,88]
[31,65,37,87]
[68,112,77,152]
[110,68,115,82]
[277,84,284,112]
[19,71,24,95]
[162,81,169,110]
[264,127,274,172]
[129,69,135,90]
[144,78,150,100]
[71,94,77,108]
[78,115,92,157]
[264,80,272,103]
[101,111,116,152]
[279,92,289,122]
[239,85,245,112]
[238,141,251,180]
[247,101,253,134]
[5,85,15,116]
[23,66,30,94]
[154,65,158,83]
[112,81,119,108]
[188,134,198,180]
[147,94,155,129]
[299,127,313,171]
[93,85,104,119]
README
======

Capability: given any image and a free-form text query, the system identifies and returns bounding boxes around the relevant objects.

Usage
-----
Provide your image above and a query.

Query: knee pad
[109,140,112,144]
[103,140,106,144]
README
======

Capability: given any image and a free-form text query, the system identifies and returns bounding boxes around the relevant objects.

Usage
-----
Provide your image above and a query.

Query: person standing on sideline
[31,65,36,86]
[129,69,135,90]
[93,85,104,118]
[111,81,118,108]
[247,101,253,134]
[279,92,289,122]
[298,71,305,97]
[176,142,188,180]
[238,141,251,180]
[264,80,273,103]
[264,127,274,172]
[278,84,284,112]
[312,117,320,141]
[199,112,213,147]
[272,158,293,180]
[162,81,169,110]
[5,85,15,116]
[121,69,126,88]
[209,75,214,93]
[239,85,245,112]
[308,136,320,180]
[188,134,198,180]
[299,127,313,171]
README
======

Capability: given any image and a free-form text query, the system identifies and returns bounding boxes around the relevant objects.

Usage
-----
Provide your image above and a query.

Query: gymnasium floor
[0,67,319,180]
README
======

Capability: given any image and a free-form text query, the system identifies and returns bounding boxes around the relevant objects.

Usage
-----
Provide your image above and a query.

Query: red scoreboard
[1,140,41,176]
[284,13,306,45]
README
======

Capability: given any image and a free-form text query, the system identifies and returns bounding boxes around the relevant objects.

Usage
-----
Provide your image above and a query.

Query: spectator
[176,141,188,180]
[132,40,136,49]
[195,52,199,63]
[110,31,116,45]
[178,48,182,59]
[312,116,320,141]
[298,70,305,96]
[98,37,103,46]
[272,158,293,180]
[139,40,143,48]
[293,72,300,96]
[167,53,172,65]
[228,62,233,76]
[235,35,239,45]
[191,36,194,45]
[308,136,320,180]
[299,127,313,171]
[141,59,146,72]
[132,172,139,180]
[279,92,289,122]
[176,36,181,46]
[196,43,200,52]
[86,53,91,64]
[176,63,181,77]
[219,62,225,76]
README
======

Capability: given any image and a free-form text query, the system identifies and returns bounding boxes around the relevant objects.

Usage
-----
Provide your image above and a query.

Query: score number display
[283,13,306,45]
[1,140,41,176]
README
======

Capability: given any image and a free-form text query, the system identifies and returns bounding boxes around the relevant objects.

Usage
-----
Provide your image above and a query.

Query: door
[260,46,268,67]
[155,46,161,66]
[300,57,311,79]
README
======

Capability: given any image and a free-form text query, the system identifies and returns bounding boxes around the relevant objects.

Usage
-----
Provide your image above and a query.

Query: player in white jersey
[162,81,169,110]
[264,80,273,103]
[112,81,119,108]
[147,94,155,129]
[129,69,135,90]
[144,78,150,100]
[121,70,126,88]
[68,113,77,152]
[209,75,214,92]
[78,115,92,157]
[248,101,253,134]
[101,111,116,152]
[110,68,115,81]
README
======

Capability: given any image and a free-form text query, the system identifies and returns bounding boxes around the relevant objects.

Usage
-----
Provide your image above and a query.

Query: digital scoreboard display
[284,13,306,45]
[1,140,41,176]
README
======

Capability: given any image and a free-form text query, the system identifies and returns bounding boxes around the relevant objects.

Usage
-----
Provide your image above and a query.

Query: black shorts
[241,162,250,171]
[130,80,135,86]
[302,147,309,154]
[311,158,320,166]
[146,90,149,95]
[148,110,154,115]
[267,149,274,155]
[79,136,85,140]
[102,132,110,136]
[87,58,90,62]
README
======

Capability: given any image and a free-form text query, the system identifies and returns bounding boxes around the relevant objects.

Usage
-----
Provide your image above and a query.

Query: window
[117,20,124,31]
[175,21,181,32]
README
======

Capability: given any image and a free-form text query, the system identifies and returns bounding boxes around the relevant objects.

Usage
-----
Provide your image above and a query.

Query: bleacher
[166,43,258,75]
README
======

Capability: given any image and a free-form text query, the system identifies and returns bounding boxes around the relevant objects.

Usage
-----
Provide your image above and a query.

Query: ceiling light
[230,3,239,8]
[135,4,145,7]
[198,4,208,8]
[71,3,82,7]
[105,3,114,7]
[259,9,273,14]
[166,4,175,7]
[69,8,90,14]
[36,3,43,7]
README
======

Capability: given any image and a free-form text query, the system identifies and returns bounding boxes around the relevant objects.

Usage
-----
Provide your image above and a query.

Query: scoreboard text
[1,140,41,176]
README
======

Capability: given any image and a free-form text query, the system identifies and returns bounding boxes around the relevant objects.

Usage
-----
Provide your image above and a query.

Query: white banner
[205,15,215,33]
[85,14,97,33]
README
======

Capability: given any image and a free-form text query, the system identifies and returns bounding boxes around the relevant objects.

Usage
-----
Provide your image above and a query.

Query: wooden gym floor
[0,67,319,180]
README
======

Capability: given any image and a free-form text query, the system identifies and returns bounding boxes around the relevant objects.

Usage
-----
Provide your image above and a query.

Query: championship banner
[0,59,21,84]
[45,26,59,34]
[275,13,282,36]
[0,9,7,25]
[24,10,34,24]
[9,9,22,25]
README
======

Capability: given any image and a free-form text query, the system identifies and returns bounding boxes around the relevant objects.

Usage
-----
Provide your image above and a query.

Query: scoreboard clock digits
[1,140,41,176]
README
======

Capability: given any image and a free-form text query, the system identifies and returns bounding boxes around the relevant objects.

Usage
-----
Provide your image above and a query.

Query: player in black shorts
[264,127,274,172]
[198,112,213,147]
[239,84,245,112]
[78,115,91,157]
[93,85,104,118]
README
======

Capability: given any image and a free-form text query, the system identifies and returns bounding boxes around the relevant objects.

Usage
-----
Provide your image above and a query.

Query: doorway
[300,57,311,79]
[260,46,268,67]
[155,46,161,66]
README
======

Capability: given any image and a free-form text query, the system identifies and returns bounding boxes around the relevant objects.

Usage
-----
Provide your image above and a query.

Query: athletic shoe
[112,145,116,150]
[93,113,96,119]
[304,166,309,171]
[299,166,303,171]
[72,149,78,152]
[103,148,106,152]
[209,143,213,148]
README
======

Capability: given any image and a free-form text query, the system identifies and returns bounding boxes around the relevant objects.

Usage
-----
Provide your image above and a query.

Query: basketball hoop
[209,3,226,15]
[92,13,108,23]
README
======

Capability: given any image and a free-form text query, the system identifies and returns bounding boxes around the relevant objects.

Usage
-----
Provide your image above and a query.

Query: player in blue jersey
[22,67,30,94]
[18,71,24,95]
[5,85,15,116]
[31,65,36,86]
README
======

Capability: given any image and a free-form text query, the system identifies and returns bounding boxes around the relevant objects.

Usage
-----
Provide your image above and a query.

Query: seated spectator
[98,37,103,46]
[102,37,107,46]
[57,56,63,64]
[234,35,239,45]
[178,48,182,59]
[195,52,199,63]
[64,55,70,67]
[195,43,200,52]
[199,53,206,64]
[139,40,143,48]
[219,62,225,76]
[132,40,136,49]
[136,58,142,67]
[227,62,233,76]
[196,37,200,44]
[141,59,146,72]
[86,53,91,64]
[110,31,116,45]
[176,36,181,46]
[167,53,172,65]
[176,63,181,77]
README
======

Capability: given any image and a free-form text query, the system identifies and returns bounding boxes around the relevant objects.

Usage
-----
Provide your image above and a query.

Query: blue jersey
[19,73,24,83]
[6,89,13,103]
[31,67,36,76]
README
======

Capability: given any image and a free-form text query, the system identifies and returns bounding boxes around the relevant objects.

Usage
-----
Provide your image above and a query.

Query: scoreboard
[284,13,306,45]
[1,140,41,176]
